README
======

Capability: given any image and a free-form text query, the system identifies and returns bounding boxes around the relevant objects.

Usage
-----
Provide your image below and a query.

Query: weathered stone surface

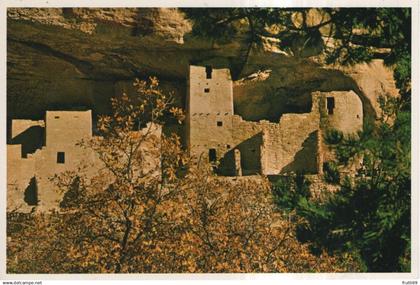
[319,90,364,135]
[338,59,399,119]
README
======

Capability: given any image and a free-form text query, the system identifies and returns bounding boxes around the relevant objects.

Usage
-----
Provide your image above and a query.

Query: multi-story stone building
[186,65,363,176]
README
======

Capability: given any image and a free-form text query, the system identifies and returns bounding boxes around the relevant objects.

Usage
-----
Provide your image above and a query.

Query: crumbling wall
[188,113,263,175]
[187,66,326,177]
[188,65,278,175]
[11,119,44,139]
[261,94,321,175]
[11,119,45,157]
[7,145,36,212]
[231,117,263,174]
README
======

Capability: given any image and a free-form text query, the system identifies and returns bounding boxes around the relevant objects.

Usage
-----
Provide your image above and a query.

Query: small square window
[57,152,65,164]
[204,88,210,93]
[217,121,223,127]
[227,144,231,149]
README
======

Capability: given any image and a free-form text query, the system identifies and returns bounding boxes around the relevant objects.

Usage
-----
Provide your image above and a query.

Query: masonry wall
[188,65,233,115]
[7,145,36,212]
[11,119,45,158]
[46,110,92,147]
[188,113,263,175]
[187,66,325,176]
[11,119,44,139]
[7,114,162,212]
[321,91,363,135]
[261,94,321,175]
[7,111,95,212]
[186,65,234,157]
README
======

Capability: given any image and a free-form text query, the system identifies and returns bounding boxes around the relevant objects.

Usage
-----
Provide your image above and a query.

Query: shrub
[324,129,344,145]
[323,161,340,184]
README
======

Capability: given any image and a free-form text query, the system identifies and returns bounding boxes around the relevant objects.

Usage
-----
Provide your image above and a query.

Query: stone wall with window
[7,110,161,212]
[187,65,326,176]
[320,90,363,135]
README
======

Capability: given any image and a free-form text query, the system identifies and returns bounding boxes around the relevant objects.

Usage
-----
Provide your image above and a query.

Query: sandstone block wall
[320,90,363,135]
[10,119,45,158]
[187,65,325,176]
[261,94,321,175]
[188,113,263,175]
[188,65,233,115]
[7,109,162,213]
[7,145,36,212]
[11,119,45,139]
[7,110,96,212]
[46,110,92,147]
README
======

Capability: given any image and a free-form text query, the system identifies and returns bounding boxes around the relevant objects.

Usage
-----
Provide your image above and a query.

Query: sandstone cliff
[7,8,398,123]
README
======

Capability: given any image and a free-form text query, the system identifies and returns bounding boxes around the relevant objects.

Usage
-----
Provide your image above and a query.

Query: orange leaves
[169,107,185,124]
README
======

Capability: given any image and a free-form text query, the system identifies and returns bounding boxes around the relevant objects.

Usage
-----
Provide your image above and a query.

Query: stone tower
[186,65,236,164]
[187,65,234,115]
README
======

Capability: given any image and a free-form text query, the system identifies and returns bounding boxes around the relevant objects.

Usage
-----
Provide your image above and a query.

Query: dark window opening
[217,121,223,127]
[205,65,213,79]
[204,88,210,93]
[227,144,231,149]
[57,152,65,164]
[357,114,360,119]
[24,176,38,206]
[54,116,60,119]
[327,97,335,115]
[209,148,217,162]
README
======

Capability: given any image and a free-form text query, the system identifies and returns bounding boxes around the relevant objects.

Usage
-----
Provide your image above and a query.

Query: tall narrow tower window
[205,65,213,79]
[327,97,335,115]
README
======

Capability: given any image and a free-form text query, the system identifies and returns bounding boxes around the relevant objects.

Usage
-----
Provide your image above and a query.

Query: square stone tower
[186,65,236,162]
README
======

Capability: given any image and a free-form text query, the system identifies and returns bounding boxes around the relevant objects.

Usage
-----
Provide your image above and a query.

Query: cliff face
[7,8,398,122]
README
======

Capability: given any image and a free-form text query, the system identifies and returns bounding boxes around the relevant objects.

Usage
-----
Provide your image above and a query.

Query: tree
[7,76,360,273]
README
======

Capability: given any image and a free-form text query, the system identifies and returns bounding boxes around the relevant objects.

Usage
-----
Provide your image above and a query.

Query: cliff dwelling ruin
[186,65,363,176]
[7,65,363,212]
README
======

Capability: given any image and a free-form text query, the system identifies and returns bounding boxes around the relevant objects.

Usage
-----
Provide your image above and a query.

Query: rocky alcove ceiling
[7,8,398,125]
